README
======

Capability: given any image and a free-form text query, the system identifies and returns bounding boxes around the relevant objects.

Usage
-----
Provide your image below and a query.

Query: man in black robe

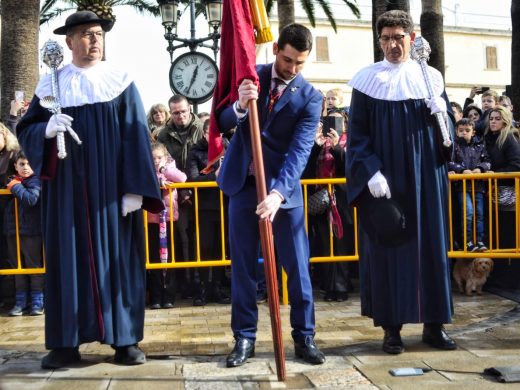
[17,11,163,368]
[346,10,457,355]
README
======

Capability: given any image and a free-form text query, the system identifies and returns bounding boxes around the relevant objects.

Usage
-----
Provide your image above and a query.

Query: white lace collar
[35,61,133,108]
[348,58,444,101]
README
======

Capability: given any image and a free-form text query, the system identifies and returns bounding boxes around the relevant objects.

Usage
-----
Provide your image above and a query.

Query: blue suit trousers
[228,179,316,341]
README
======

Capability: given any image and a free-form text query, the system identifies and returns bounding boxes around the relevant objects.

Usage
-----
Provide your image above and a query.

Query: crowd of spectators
[1,84,519,312]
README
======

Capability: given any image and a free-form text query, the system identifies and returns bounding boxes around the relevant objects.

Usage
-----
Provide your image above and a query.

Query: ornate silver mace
[40,40,82,159]
[411,36,452,148]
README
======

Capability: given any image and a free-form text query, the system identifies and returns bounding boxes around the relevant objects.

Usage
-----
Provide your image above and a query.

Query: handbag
[492,186,516,208]
[307,188,330,216]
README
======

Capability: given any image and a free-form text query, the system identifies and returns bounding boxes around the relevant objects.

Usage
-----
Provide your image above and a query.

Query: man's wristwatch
[235,100,247,114]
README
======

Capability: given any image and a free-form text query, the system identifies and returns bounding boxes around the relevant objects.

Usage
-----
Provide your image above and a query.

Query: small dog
[453,258,494,295]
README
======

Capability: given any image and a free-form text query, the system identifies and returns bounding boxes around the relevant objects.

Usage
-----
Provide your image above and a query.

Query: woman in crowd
[484,106,520,289]
[147,103,171,142]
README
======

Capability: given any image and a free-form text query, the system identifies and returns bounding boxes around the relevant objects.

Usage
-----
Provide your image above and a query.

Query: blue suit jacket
[216,64,322,208]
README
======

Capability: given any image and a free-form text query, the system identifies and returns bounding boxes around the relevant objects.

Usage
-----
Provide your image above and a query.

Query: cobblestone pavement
[0,292,519,389]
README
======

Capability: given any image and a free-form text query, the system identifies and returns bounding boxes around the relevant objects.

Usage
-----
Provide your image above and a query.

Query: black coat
[448,136,491,192]
[485,132,520,186]
[187,137,226,211]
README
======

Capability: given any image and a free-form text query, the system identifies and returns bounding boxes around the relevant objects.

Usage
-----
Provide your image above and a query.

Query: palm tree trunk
[511,1,519,122]
[1,0,40,122]
[277,0,295,32]
[420,0,445,79]
[371,0,410,62]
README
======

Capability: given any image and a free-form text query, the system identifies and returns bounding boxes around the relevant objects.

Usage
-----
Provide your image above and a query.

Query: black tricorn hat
[54,11,114,35]
[357,190,412,247]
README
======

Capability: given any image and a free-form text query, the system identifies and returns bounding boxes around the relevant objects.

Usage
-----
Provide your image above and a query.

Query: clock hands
[187,65,199,94]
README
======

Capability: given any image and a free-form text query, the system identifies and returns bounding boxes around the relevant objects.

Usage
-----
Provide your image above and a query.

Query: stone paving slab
[0,292,519,389]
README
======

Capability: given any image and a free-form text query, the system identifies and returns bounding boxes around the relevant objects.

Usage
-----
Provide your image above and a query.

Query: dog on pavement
[453,258,494,296]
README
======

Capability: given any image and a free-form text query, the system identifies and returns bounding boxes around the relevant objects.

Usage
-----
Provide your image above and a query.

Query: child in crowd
[147,143,187,309]
[325,88,344,113]
[4,151,44,316]
[466,89,499,136]
[448,119,491,252]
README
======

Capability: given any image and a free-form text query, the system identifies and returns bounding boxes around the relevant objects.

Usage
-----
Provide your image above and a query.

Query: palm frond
[300,0,316,27]
[316,0,336,32]
[40,7,77,26]
[340,0,361,19]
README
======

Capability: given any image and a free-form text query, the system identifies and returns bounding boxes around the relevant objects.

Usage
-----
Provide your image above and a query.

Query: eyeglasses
[171,110,189,116]
[81,31,104,40]
[378,33,409,43]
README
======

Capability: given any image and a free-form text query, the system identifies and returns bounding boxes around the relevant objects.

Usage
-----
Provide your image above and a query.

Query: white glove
[425,96,447,115]
[367,171,391,199]
[121,193,143,216]
[256,191,283,221]
[45,114,73,139]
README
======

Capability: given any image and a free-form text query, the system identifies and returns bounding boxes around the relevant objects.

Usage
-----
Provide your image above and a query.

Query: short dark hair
[168,94,189,107]
[462,104,482,118]
[450,101,463,114]
[14,150,27,163]
[455,118,475,129]
[277,23,313,53]
[376,10,414,36]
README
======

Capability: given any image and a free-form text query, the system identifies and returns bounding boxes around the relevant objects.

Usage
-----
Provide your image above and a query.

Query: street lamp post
[157,0,223,113]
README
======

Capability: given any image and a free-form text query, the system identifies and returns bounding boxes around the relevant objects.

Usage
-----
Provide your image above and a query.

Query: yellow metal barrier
[1,173,519,281]
[0,189,45,275]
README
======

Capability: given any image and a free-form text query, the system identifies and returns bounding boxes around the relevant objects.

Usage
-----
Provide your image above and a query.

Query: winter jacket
[484,131,520,186]
[156,114,204,172]
[147,160,187,224]
[449,136,491,192]
[3,174,41,236]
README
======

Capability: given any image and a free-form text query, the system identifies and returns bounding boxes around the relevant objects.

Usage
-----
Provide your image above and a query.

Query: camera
[320,116,343,136]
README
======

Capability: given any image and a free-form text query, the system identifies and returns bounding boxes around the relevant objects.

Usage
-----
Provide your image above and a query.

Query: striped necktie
[268,78,285,112]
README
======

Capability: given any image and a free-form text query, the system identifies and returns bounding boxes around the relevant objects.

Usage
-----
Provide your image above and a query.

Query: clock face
[169,52,218,103]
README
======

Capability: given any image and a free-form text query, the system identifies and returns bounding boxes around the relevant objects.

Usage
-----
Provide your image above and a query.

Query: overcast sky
[38,1,512,113]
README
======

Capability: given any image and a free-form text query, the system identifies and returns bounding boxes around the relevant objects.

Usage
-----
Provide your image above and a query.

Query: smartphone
[476,86,490,95]
[389,368,425,376]
[320,116,343,136]
[14,90,24,102]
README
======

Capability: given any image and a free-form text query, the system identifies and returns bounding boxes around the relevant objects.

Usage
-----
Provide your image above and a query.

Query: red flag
[204,0,259,172]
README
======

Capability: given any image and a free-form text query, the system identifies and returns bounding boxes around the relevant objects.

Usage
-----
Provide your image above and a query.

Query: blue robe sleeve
[119,83,164,213]
[345,89,383,206]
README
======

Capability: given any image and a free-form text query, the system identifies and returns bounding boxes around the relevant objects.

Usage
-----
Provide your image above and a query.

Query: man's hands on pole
[237,79,258,111]
[237,79,283,222]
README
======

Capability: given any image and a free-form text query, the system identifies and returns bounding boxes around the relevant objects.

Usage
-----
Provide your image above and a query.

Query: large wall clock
[169,51,218,103]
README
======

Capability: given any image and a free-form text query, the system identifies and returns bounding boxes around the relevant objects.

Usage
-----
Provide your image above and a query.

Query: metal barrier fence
[1,173,519,282]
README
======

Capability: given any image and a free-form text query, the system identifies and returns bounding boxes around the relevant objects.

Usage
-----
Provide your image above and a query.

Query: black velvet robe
[17,82,163,348]
[346,89,454,327]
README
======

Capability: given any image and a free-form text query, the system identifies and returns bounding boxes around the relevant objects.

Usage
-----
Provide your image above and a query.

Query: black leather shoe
[294,336,326,365]
[382,327,404,354]
[422,324,457,350]
[114,344,146,365]
[226,338,255,367]
[41,347,81,369]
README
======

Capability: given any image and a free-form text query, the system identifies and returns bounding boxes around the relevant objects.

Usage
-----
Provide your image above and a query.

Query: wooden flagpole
[247,100,286,381]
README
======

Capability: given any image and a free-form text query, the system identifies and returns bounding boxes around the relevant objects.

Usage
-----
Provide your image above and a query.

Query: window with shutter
[486,46,498,70]
[316,36,329,62]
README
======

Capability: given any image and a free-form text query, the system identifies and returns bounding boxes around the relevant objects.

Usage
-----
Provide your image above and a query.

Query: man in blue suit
[217,24,325,367]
